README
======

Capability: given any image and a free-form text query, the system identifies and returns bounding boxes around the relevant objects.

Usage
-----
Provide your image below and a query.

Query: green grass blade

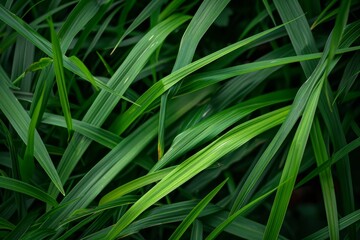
[110,0,167,55]
[68,56,99,91]
[0,72,64,195]
[22,81,46,182]
[169,179,227,240]
[3,212,38,240]
[99,167,176,205]
[106,106,290,239]
[263,74,325,239]
[159,0,230,159]
[190,220,203,240]
[296,137,360,188]
[41,88,212,229]
[111,19,295,135]
[48,14,191,199]
[304,209,360,240]
[310,117,339,239]
[0,176,58,206]
[151,90,295,172]
[41,113,122,149]
[180,46,360,94]
[49,19,72,137]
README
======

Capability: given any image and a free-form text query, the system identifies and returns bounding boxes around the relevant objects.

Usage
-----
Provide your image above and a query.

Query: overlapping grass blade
[99,167,176,205]
[41,88,212,228]
[22,80,46,181]
[169,179,227,240]
[84,200,221,239]
[111,0,167,54]
[263,71,325,239]
[296,137,360,188]
[158,0,230,159]
[0,176,57,206]
[111,19,295,135]
[0,69,64,195]
[310,117,339,239]
[303,209,360,240]
[48,14,191,198]
[49,18,73,137]
[106,106,290,238]
[180,46,359,94]
[41,113,122,149]
[151,90,294,172]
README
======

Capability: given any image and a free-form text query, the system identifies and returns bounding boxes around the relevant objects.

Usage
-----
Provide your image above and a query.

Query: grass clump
[0,0,359,239]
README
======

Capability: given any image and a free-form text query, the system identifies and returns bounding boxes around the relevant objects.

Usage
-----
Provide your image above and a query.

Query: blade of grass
[296,137,360,188]
[158,0,230,159]
[110,0,167,55]
[151,90,295,172]
[0,176,58,206]
[263,73,325,239]
[99,167,176,205]
[304,209,360,240]
[49,18,72,138]
[169,179,227,240]
[111,18,298,135]
[41,113,122,149]
[0,68,64,195]
[310,117,339,239]
[106,106,290,239]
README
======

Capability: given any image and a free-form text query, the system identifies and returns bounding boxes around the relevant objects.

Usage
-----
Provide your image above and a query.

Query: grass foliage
[0,0,359,239]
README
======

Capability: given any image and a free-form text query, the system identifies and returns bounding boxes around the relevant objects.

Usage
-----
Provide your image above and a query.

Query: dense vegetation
[0,0,359,239]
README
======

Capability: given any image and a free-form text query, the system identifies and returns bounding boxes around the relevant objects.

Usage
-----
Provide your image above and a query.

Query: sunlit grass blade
[310,117,339,239]
[99,167,176,205]
[169,179,227,240]
[151,90,295,172]
[106,106,290,239]
[0,176,58,206]
[42,88,212,229]
[48,14,191,199]
[159,0,230,159]
[49,18,72,138]
[111,19,297,135]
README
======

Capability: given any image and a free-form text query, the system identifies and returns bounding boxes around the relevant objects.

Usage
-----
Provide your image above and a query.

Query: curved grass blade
[303,209,360,240]
[106,106,290,239]
[110,0,167,54]
[22,80,46,182]
[151,90,295,172]
[48,14,191,199]
[0,72,64,195]
[0,176,58,206]
[41,113,122,149]
[99,167,176,205]
[169,179,227,240]
[111,18,297,135]
[263,74,324,239]
[158,0,230,159]
[49,18,72,138]
[296,137,360,188]
[68,56,99,91]
[41,87,212,229]
[310,117,339,239]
